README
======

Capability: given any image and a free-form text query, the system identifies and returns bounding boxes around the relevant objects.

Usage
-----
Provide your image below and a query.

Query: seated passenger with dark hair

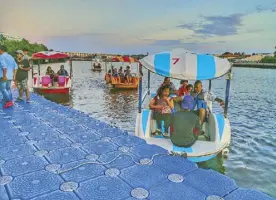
[170,94,202,147]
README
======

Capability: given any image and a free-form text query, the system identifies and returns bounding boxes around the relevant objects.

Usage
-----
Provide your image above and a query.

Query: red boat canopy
[112,56,138,63]
[32,51,70,59]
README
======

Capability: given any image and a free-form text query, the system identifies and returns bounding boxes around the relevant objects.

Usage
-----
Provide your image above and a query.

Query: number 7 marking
[172,58,180,65]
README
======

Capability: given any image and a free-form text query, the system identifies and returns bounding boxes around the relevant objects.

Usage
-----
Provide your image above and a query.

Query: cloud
[177,13,245,37]
[150,40,182,46]
[255,3,276,13]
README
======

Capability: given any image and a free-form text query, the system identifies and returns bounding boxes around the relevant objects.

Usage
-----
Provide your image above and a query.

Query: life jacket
[192,91,207,110]
[181,95,194,110]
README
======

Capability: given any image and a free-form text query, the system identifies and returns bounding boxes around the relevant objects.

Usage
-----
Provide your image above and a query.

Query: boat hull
[135,93,231,163]
[33,87,70,94]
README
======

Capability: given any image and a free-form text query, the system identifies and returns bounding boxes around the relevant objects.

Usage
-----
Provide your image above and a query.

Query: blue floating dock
[0,93,275,200]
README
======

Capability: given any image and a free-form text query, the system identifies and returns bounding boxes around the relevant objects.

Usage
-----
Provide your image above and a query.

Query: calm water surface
[40,61,276,197]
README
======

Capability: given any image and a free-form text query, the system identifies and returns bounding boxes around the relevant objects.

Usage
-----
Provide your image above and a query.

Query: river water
[36,61,276,198]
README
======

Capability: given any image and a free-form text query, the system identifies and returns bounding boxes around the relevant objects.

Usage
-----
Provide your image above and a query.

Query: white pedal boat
[135,49,233,162]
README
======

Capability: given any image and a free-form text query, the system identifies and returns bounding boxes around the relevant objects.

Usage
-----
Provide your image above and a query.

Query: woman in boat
[149,85,174,136]
[46,66,56,85]
[157,77,177,95]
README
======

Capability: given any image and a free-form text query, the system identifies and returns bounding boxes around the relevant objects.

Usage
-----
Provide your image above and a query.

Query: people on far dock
[15,50,31,103]
[149,85,174,137]
[0,45,18,108]
[57,65,68,76]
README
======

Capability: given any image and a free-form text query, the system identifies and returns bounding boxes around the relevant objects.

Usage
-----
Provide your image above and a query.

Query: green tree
[1,36,48,56]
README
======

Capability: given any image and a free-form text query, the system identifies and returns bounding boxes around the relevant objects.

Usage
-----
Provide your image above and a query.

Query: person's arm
[204,91,224,106]
[23,60,31,71]
[149,98,163,110]
[165,97,174,109]
[0,59,7,80]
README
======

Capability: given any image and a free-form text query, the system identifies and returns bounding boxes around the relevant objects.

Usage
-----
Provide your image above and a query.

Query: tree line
[0,35,48,57]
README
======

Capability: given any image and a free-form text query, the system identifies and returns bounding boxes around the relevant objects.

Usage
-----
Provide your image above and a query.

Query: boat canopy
[32,51,70,60]
[139,49,232,80]
[112,56,138,63]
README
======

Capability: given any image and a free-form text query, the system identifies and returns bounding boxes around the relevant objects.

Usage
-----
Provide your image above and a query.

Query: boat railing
[142,89,150,104]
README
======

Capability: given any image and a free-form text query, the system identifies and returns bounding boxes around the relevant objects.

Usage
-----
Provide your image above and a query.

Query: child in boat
[149,85,174,136]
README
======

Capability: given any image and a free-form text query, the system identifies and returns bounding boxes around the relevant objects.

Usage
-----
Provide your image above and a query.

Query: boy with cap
[15,50,31,102]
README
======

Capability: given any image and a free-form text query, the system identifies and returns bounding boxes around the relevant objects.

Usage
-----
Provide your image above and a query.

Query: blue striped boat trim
[154,53,171,77]
[196,54,216,80]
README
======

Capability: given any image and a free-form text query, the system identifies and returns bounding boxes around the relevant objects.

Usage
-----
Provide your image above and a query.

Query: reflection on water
[35,61,276,198]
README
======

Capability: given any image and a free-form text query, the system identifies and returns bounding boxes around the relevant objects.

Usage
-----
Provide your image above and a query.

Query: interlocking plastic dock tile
[2,155,48,177]
[98,151,139,169]
[0,144,36,160]
[46,147,86,164]
[76,176,132,200]
[149,180,206,200]
[30,191,79,200]
[0,92,275,200]
[82,140,118,155]
[8,170,63,199]
[61,160,106,182]
[120,164,168,189]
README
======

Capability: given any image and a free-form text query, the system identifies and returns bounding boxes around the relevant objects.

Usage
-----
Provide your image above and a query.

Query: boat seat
[58,76,66,87]
[41,75,51,86]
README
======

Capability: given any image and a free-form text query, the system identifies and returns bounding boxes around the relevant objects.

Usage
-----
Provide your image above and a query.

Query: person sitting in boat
[112,68,120,83]
[170,94,202,147]
[191,80,224,125]
[118,66,123,74]
[172,84,194,111]
[125,66,132,83]
[46,66,55,76]
[157,77,177,95]
[149,85,174,137]
[177,80,189,96]
[46,66,56,86]
[57,65,68,76]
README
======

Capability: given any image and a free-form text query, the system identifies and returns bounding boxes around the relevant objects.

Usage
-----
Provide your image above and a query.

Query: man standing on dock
[14,50,31,102]
[0,45,18,108]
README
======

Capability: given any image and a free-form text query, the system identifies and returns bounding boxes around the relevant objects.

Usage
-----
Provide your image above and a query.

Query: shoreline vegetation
[1,35,276,68]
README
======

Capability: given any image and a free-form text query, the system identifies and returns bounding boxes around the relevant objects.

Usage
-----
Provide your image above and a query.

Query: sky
[0,0,276,54]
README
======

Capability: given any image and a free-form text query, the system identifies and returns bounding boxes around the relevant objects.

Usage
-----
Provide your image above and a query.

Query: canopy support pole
[69,57,73,78]
[147,70,150,95]
[208,80,212,92]
[138,64,143,113]
[224,69,232,118]
[38,60,40,76]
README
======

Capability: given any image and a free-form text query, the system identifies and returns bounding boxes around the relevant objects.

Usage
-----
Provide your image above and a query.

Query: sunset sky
[0,0,276,54]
